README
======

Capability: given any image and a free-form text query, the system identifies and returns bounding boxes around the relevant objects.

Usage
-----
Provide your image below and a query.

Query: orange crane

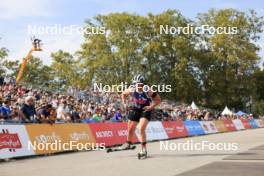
[16,38,42,83]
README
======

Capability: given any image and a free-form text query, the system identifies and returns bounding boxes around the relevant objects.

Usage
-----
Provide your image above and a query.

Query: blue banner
[249,120,258,128]
[184,121,205,136]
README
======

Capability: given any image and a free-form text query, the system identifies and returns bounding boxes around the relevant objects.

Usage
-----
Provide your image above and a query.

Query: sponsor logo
[35,133,61,144]
[70,132,90,141]
[96,131,113,138]
[117,130,128,136]
[0,129,22,152]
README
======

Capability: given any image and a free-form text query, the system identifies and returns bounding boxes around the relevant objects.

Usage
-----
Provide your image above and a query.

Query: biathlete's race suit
[120,74,161,158]
[127,90,152,122]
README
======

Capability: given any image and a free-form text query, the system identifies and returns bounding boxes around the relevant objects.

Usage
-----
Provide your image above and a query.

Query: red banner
[223,119,237,131]
[88,123,118,147]
[110,123,138,144]
[88,122,138,147]
[162,120,188,139]
[0,133,22,150]
[240,118,251,129]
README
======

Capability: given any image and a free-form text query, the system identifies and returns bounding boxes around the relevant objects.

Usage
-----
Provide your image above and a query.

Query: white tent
[221,106,233,115]
[191,101,199,110]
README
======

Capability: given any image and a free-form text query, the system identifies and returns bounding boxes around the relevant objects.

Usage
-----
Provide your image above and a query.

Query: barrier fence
[1,119,264,159]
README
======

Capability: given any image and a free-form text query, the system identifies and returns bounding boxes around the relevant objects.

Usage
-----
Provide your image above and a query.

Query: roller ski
[137,149,147,159]
[106,142,136,153]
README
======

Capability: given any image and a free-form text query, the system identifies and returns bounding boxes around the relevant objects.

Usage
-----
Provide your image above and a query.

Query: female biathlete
[120,74,161,158]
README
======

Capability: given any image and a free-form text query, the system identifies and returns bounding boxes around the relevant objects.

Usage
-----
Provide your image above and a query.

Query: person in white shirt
[56,100,71,122]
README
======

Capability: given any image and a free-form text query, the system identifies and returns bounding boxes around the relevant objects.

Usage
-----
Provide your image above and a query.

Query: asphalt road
[1,128,264,176]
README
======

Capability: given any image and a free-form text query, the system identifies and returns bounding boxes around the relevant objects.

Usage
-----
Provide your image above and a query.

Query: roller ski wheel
[106,148,113,153]
[137,150,147,160]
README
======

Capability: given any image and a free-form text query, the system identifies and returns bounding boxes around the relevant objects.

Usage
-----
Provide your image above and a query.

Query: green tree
[20,57,51,89]
[252,69,264,101]
[0,44,9,75]
[50,50,82,90]
[195,9,263,110]
[78,10,201,100]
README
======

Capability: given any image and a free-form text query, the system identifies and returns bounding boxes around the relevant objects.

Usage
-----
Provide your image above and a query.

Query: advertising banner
[199,121,218,134]
[232,119,245,130]
[248,119,258,129]
[240,118,251,129]
[88,123,118,147]
[184,121,205,136]
[213,120,228,132]
[162,121,188,139]
[0,125,35,159]
[26,124,96,155]
[135,121,168,141]
[255,119,264,128]
[108,123,138,144]
[223,119,237,131]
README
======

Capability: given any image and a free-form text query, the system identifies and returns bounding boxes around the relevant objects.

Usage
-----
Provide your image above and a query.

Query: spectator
[10,105,24,122]
[56,100,71,122]
[37,104,53,123]
[92,112,102,122]
[112,108,123,122]
[162,110,171,121]
[21,96,37,122]
[0,99,12,120]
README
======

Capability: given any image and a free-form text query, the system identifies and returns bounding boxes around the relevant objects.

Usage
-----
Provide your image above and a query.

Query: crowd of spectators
[0,76,124,124]
[156,101,259,121]
[0,76,263,124]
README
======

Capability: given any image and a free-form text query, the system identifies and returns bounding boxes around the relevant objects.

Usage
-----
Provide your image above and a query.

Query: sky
[0,0,263,66]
